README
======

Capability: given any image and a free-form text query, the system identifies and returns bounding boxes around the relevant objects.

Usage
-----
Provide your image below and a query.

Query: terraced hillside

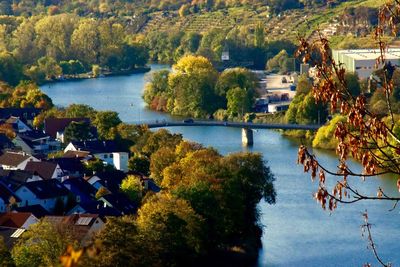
[139,0,385,43]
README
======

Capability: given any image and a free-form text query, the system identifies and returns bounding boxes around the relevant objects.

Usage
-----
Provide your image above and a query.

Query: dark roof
[72,201,121,217]
[93,170,127,193]
[44,118,90,138]
[0,212,35,228]
[0,170,33,190]
[0,181,21,203]
[0,152,31,167]
[0,134,13,150]
[0,227,20,249]
[17,130,49,142]
[48,157,85,174]
[0,108,42,121]
[15,205,49,218]
[22,179,70,199]
[100,193,137,215]
[69,140,120,153]
[24,161,59,180]
[62,177,97,198]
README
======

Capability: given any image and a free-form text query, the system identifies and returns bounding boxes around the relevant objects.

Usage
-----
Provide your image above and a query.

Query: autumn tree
[12,220,76,267]
[120,175,143,204]
[296,2,400,265]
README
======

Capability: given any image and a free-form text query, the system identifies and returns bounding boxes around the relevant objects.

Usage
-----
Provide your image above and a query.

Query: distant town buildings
[332,48,400,79]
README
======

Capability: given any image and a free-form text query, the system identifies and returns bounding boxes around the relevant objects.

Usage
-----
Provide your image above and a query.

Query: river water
[41,65,400,267]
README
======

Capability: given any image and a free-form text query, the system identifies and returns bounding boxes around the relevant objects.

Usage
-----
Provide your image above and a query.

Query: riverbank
[41,66,151,85]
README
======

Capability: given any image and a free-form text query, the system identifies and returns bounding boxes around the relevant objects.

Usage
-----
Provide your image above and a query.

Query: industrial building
[332,48,400,79]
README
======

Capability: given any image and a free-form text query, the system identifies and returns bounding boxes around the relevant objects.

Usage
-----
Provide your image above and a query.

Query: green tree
[63,120,93,143]
[168,55,218,117]
[120,175,143,203]
[136,193,205,267]
[37,56,62,80]
[254,22,265,48]
[0,52,23,86]
[226,87,251,118]
[12,220,76,267]
[65,104,96,119]
[90,216,143,267]
[93,111,122,139]
[71,19,100,65]
[266,49,291,73]
[0,236,14,267]
[128,155,150,176]
[150,146,176,184]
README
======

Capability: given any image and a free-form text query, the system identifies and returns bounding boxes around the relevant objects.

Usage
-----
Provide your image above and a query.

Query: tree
[96,186,111,199]
[65,104,96,119]
[89,216,143,267]
[168,55,218,117]
[120,175,143,203]
[128,155,150,176]
[266,49,291,73]
[226,87,251,118]
[0,52,23,86]
[254,22,265,48]
[0,236,14,267]
[93,111,122,139]
[12,220,76,267]
[136,194,205,267]
[63,120,93,143]
[71,19,100,65]
[296,3,400,265]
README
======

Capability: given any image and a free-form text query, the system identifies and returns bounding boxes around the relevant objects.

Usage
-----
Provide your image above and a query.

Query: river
[41,65,400,267]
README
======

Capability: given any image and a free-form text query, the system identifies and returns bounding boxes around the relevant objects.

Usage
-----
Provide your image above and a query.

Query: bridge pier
[242,128,253,146]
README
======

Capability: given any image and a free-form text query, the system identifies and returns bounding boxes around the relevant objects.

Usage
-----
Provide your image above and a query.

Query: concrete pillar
[242,128,253,146]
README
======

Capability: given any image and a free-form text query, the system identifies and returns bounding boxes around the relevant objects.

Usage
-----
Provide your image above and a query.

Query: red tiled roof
[0,212,34,228]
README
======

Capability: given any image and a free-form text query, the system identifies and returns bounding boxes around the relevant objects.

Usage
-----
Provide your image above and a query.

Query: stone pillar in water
[242,128,253,146]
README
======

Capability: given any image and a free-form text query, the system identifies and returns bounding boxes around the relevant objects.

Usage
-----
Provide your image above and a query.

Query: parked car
[183,118,194,123]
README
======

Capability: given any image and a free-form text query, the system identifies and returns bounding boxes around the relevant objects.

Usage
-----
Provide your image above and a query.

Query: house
[0,182,21,212]
[5,116,32,133]
[44,118,96,143]
[15,205,49,218]
[0,108,42,125]
[15,179,70,212]
[99,193,137,215]
[64,141,129,171]
[48,157,85,178]
[62,177,97,204]
[0,212,38,229]
[0,151,39,170]
[13,130,61,156]
[0,169,43,190]
[68,200,121,217]
[85,170,127,193]
[24,161,64,181]
[44,214,105,245]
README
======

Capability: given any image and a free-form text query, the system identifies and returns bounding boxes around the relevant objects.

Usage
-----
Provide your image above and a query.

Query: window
[76,196,81,203]
[109,154,113,158]
[104,154,108,159]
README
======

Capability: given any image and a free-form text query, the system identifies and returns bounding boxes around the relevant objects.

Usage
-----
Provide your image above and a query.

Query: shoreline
[41,66,151,85]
